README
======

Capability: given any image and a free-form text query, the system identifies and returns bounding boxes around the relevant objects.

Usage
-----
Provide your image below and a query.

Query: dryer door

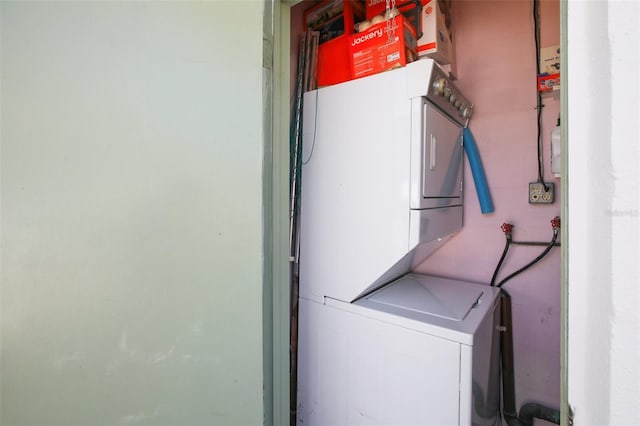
[419,101,464,209]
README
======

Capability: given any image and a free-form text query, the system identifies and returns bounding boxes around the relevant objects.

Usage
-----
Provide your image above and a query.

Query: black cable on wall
[533,0,548,191]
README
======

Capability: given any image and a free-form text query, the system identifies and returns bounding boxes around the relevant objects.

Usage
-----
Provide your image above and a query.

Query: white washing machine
[297,274,501,426]
[297,59,501,425]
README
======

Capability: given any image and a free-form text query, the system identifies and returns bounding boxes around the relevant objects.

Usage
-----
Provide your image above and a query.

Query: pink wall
[417,0,561,411]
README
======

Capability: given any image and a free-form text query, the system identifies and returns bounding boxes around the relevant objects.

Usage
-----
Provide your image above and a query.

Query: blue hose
[463,127,494,214]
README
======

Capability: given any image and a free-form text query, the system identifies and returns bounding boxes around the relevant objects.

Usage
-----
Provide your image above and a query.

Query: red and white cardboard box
[365,0,390,19]
[416,0,453,64]
[349,15,418,80]
[364,0,454,65]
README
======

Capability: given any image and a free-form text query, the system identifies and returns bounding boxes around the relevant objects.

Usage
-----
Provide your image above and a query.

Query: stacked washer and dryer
[296,59,502,425]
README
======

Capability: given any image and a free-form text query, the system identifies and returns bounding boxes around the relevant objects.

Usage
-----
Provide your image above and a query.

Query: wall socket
[529,182,555,204]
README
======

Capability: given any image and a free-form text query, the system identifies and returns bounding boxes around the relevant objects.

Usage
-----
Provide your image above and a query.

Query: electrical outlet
[529,182,555,204]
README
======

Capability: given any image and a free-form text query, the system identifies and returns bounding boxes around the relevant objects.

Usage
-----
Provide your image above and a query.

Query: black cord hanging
[533,0,548,191]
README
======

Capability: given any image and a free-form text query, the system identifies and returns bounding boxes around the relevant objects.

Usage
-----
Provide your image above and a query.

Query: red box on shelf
[365,0,423,36]
[538,73,560,92]
[365,0,387,18]
[316,36,352,87]
[366,0,454,66]
[304,0,366,87]
[349,14,418,80]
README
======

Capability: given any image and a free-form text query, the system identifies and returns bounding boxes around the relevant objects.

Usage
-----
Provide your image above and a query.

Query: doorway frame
[270,1,570,425]
[268,2,298,426]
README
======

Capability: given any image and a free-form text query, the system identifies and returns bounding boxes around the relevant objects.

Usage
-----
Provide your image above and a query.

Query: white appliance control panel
[428,67,473,126]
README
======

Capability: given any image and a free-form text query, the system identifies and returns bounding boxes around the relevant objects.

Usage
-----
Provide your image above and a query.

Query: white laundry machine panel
[296,59,492,426]
[297,274,502,426]
[299,59,470,304]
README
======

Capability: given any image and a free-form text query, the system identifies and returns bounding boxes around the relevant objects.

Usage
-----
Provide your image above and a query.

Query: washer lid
[364,274,484,321]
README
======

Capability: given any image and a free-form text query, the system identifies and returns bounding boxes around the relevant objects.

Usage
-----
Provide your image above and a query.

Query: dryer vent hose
[463,127,494,214]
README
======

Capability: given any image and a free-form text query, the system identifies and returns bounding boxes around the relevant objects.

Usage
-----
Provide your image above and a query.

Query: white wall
[567,1,640,425]
[1,2,266,425]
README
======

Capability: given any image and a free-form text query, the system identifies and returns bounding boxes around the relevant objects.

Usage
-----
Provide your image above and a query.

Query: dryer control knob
[433,78,447,95]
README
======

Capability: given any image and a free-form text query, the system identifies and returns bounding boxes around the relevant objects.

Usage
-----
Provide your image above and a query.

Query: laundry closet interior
[286,0,561,424]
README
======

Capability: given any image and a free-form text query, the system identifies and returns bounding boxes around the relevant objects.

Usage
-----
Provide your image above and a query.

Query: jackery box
[349,14,418,80]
